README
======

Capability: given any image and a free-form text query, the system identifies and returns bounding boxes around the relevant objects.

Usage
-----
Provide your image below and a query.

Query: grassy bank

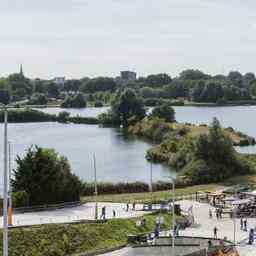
[82,183,221,203]
[3,213,172,256]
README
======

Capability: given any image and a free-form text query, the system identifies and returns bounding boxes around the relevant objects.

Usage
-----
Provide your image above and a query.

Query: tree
[227,71,243,87]
[0,89,10,105]
[112,89,146,126]
[81,77,116,93]
[144,73,172,87]
[150,104,175,122]
[179,69,210,80]
[46,82,60,98]
[61,93,86,108]
[12,146,82,206]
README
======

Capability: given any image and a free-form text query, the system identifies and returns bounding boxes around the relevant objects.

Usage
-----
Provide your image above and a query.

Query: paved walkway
[0,202,147,227]
[101,200,256,256]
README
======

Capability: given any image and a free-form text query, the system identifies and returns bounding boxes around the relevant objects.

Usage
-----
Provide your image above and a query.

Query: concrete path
[101,200,256,255]
[0,202,147,227]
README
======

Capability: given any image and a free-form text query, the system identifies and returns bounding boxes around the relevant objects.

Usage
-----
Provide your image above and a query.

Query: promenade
[0,202,147,227]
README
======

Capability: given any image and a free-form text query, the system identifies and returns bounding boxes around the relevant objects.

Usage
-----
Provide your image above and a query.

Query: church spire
[20,64,24,76]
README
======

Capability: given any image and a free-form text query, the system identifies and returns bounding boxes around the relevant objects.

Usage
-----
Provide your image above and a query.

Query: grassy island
[128,117,256,185]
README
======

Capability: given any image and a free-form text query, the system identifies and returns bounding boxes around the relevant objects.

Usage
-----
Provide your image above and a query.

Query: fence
[13,201,81,214]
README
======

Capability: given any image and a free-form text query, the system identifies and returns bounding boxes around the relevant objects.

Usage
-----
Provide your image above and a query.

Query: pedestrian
[208,240,212,248]
[213,226,218,239]
[113,209,116,218]
[215,209,218,219]
[126,203,129,212]
[101,206,106,220]
[132,202,136,211]
[209,208,212,219]
[219,208,222,219]
[249,228,254,245]
[244,219,247,231]
[240,218,243,230]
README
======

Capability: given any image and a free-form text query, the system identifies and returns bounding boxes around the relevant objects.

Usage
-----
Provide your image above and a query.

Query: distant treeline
[0,108,99,125]
[82,180,191,196]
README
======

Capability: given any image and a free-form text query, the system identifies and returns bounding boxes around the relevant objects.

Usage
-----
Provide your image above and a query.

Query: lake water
[1,106,256,188]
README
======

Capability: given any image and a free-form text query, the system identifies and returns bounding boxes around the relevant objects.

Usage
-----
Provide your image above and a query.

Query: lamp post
[3,107,8,256]
[93,153,98,220]
[233,207,236,245]
[165,176,176,253]
[8,141,12,226]
[150,162,153,192]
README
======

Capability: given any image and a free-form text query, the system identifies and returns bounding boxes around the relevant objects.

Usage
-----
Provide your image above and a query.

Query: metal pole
[150,162,153,193]
[3,108,8,256]
[233,208,236,244]
[8,141,12,226]
[93,153,98,220]
[172,179,175,252]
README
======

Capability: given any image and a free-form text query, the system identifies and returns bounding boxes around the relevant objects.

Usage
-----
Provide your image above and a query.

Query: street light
[93,153,98,220]
[165,175,176,254]
[8,141,13,226]
[2,106,9,256]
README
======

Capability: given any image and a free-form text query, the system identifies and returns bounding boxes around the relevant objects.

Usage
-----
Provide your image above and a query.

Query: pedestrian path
[0,202,148,228]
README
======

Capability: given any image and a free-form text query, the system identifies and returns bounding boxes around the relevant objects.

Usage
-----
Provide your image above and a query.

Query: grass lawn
[4,213,173,256]
[81,183,221,203]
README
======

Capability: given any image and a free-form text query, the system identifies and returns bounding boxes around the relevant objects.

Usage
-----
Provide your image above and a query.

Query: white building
[53,77,65,86]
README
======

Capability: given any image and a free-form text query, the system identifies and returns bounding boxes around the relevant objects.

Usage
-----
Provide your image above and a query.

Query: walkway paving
[0,202,147,227]
[101,200,256,255]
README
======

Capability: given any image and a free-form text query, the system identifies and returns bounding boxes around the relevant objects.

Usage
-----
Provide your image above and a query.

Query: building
[53,77,65,87]
[120,71,136,82]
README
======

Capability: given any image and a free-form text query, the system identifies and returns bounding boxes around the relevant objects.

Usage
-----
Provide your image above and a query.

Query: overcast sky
[1,0,256,79]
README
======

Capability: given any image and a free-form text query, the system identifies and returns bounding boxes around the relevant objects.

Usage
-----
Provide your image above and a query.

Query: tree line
[1,69,256,106]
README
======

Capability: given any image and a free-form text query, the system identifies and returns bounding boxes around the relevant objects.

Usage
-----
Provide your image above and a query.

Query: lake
[0,106,256,188]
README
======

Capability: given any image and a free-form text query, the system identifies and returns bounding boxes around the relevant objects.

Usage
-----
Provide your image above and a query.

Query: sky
[1,0,256,79]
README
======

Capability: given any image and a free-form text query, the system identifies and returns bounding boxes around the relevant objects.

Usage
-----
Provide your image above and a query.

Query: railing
[13,201,81,214]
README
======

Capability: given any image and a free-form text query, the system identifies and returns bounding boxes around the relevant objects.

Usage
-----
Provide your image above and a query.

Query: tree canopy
[12,146,82,206]
[150,104,175,122]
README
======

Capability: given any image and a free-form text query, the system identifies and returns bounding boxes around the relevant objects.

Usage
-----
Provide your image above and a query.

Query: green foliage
[150,104,175,122]
[61,93,86,108]
[0,213,172,256]
[94,101,103,107]
[0,109,56,123]
[100,89,145,126]
[57,111,70,123]
[0,89,11,105]
[28,93,48,105]
[12,190,29,207]
[81,77,116,93]
[12,146,82,206]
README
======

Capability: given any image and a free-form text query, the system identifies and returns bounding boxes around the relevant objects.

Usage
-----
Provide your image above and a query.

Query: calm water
[1,106,256,188]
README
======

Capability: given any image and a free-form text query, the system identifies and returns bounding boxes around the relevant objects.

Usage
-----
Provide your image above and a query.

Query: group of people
[100,206,116,220]
[240,218,248,231]
[99,202,137,220]
[126,202,136,212]
[209,208,223,219]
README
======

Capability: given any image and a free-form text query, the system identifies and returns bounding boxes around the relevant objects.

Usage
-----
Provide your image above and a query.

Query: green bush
[12,191,29,208]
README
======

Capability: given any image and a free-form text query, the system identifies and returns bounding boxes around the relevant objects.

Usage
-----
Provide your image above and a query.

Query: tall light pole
[171,178,175,252]
[149,162,153,193]
[8,141,13,226]
[93,153,98,220]
[165,176,175,254]
[3,107,8,256]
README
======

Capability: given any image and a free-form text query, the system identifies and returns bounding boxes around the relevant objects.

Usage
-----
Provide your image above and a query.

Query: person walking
[132,202,136,211]
[240,218,243,230]
[101,206,106,220]
[209,208,212,219]
[249,228,254,245]
[214,226,218,239]
[244,219,247,231]
[112,209,116,218]
[126,203,129,212]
